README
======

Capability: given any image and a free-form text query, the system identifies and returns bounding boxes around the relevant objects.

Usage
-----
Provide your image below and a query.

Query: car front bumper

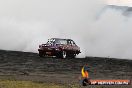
[38,48,61,56]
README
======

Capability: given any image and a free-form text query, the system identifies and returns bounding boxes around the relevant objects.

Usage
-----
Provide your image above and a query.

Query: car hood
[41,44,63,48]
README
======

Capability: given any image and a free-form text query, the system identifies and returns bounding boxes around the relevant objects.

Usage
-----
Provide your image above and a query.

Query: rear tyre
[71,54,76,58]
[67,53,76,58]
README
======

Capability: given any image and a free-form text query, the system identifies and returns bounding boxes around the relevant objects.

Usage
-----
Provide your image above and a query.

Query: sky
[0,0,132,59]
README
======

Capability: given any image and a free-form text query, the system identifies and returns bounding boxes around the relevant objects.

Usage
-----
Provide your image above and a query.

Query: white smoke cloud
[1,0,132,59]
[107,0,132,7]
[86,8,131,58]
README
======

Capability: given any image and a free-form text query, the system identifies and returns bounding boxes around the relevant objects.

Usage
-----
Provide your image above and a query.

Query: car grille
[47,48,52,50]
[43,47,53,51]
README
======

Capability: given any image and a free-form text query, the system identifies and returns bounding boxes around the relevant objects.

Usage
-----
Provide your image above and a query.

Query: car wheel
[39,51,43,57]
[62,51,67,59]
[71,54,76,58]
[56,51,67,59]
[67,53,76,58]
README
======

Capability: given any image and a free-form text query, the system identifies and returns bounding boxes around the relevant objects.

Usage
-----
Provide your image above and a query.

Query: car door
[67,40,72,51]
[72,40,80,51]
[70,40,76,51]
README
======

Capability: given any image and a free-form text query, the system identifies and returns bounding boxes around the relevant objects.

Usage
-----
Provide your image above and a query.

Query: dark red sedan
[38,38,81,58]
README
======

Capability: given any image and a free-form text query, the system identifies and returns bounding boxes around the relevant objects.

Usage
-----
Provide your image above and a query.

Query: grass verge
[0,80,67,88]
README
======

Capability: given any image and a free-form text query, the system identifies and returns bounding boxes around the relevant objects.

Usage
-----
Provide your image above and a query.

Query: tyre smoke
[0,0,132,59]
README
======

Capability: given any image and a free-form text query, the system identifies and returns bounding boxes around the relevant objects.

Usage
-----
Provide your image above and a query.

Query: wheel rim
[62,51,66,58]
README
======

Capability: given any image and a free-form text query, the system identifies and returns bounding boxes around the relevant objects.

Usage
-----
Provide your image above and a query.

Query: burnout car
[38,38,81,58]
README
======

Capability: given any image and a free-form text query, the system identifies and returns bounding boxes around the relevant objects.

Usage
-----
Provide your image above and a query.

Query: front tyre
[56,51,67,59]
[39,51,43,57]
[62,51,67,59]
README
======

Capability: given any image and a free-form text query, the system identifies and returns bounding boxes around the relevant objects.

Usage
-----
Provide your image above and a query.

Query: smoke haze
[0,0,132,59]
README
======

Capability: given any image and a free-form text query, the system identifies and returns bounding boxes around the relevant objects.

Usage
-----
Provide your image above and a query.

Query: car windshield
[47,39,67,45]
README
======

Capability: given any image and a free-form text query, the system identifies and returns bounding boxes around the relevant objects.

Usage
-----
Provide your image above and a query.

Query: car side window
[71,40,76,46]
[67,40,71,45]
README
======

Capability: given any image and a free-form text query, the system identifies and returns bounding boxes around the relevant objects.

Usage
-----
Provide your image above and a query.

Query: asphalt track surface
[0,50,132,87]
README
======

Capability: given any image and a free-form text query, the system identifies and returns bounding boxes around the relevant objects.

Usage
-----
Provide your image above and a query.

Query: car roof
[50,38,72,41]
